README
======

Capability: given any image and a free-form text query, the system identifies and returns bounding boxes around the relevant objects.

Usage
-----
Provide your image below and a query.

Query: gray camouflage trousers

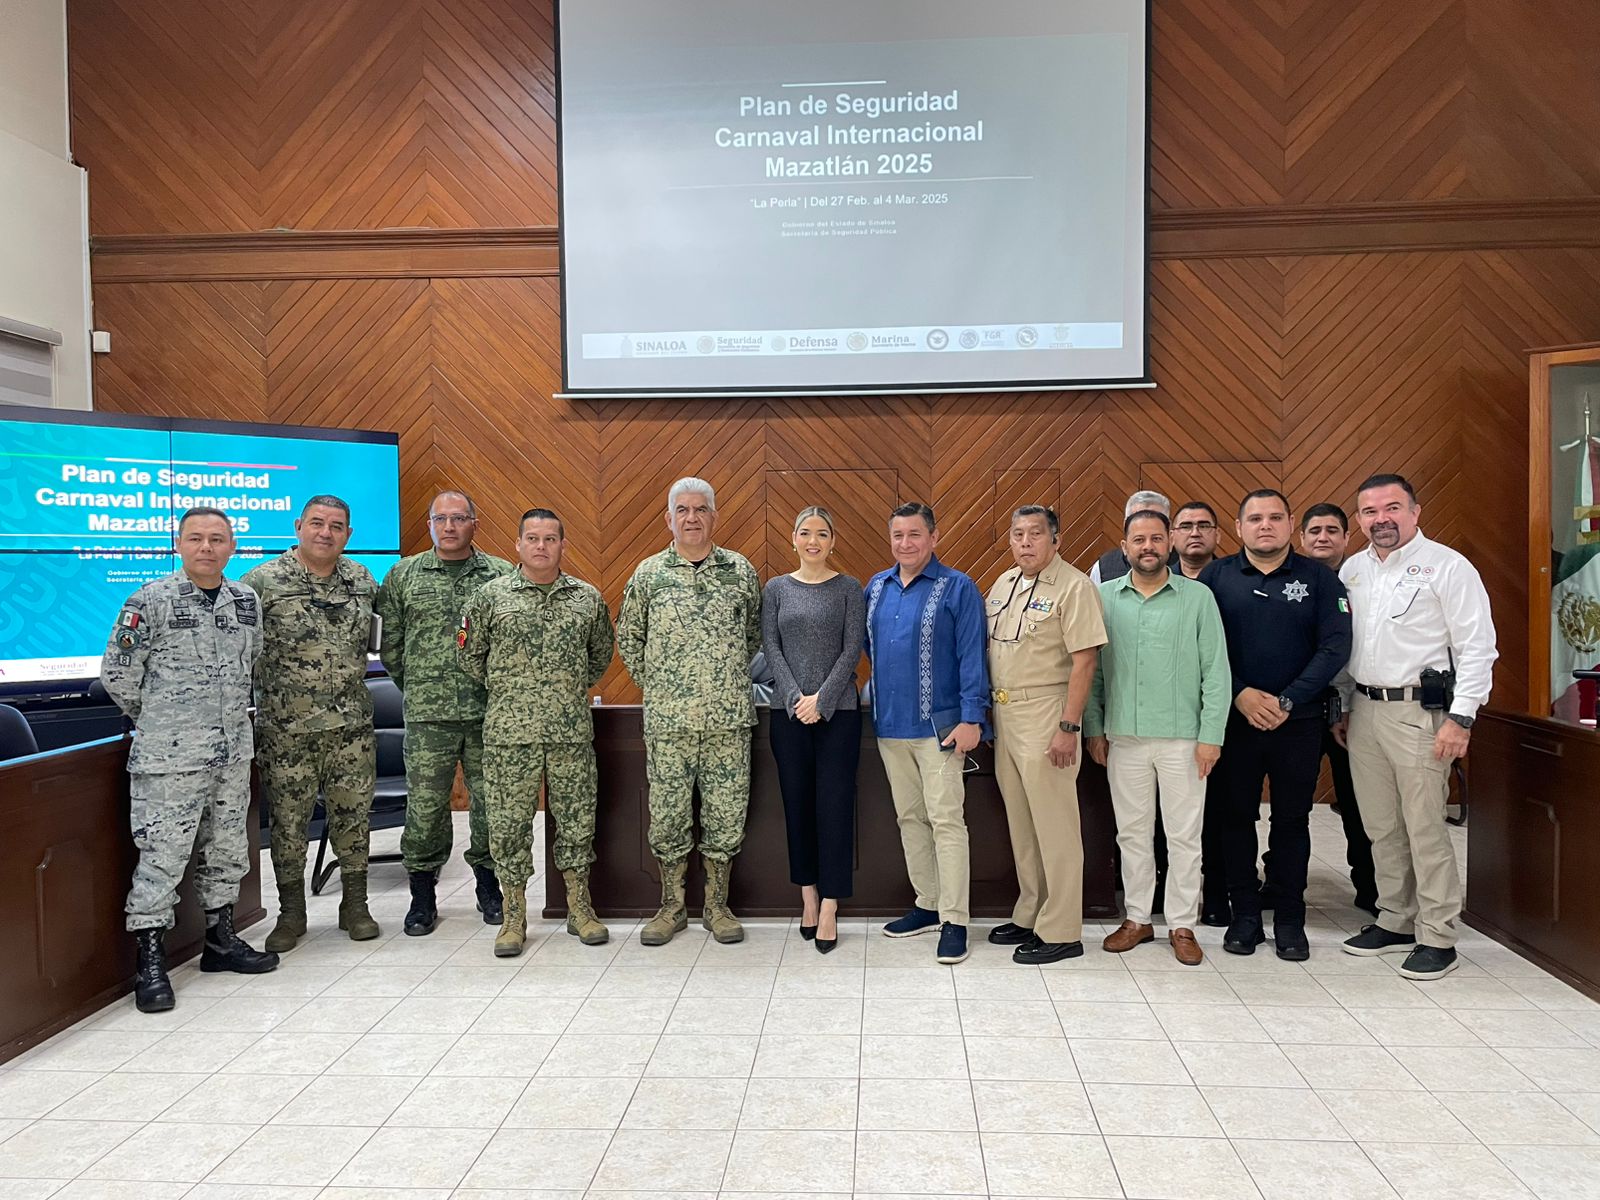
[645,730,752,864]
[125,760,251,931]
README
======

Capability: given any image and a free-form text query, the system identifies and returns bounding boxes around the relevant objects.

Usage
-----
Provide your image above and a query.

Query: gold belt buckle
[993,689,1010,705]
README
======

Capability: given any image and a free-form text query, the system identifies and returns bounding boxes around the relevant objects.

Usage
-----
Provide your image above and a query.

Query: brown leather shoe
[1101,920,1155,953]
[1170,927,1204,966]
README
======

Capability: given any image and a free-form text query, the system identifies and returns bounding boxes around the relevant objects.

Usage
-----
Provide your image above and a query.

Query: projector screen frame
[552,0,1153,400]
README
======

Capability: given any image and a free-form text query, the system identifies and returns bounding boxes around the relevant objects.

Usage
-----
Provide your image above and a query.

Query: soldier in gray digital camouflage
[101,506,279,1013]
[242,495,381,950]
[458,507,615,957]
[377,490,515,935]
[618,477,762,945]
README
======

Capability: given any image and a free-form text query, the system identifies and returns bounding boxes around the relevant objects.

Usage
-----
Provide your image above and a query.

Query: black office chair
[0,704,39,761]
[309,676,410,894]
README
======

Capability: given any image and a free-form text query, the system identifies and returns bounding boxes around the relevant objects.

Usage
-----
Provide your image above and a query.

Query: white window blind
[0,320,60,407]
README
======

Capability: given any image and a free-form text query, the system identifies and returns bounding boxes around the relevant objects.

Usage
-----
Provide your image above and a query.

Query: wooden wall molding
[90,198,1600,283]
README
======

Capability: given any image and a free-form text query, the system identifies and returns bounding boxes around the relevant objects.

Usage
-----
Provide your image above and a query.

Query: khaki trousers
[994,697,1083,943]
[878,736,971,925]
[1106,736,1204,930]
[1348,696,1461,948]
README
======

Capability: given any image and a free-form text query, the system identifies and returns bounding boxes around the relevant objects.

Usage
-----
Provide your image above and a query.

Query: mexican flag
[1552,541,1600,712]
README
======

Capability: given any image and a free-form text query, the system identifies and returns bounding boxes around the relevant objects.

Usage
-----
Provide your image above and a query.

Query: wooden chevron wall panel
[73,0,1600,711]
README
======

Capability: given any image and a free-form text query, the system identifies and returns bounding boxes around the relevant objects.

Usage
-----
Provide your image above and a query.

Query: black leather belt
[1356,684,1423,701]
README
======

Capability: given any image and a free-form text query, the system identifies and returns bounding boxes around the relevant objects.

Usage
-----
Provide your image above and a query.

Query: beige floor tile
[1363,1143,1535,1200]
[457,1127,610,1190]
[735,1076,857,1131]
[1282,1044,1424,1091]
[430,1033,556,1077]
[752,1034,859,1078]
[770,969,865,998]
[620,1076,746,1129]
[205,1124,373,1188]
[329,1126,490,1189]
[39,1073,206,1123]
[966,1036,1080,1082]
[858,1034,968,1080]
[1087,1082,1222,1137]
[853,1129,987,1194]
[1151,1003,1272,1044]
[1233,1138,1397,1200]
[79,1120,255,1183]
[368,995,488,1035]
[1042,970,1144,1004]
[0,1071,99,1120]
[385,1075,528,1127]
[861,997,961,1035]
[971,1079,1098,1134]
[266,1075,413,1126]
[982,1131,1123,1198]
[1317,1089,1476,1144]
[0,1119,145,1179]
[1251,1005,1378,1046]
[1070,1038,1191,1085]
[677,965,777,998]
[1489,1146,1600,1200]
[14,1032,166,1074]
[1384,1047,1535,1093]
[273,997,400,1035]
[862,968,957,999]
[953,969,1049,1001]
[1176,1041,1308,1088]
[536,1032,657,1078]
[762,997,862,1036]
[1105,1134,1261,1200]
[1202,1085,1349,1141]
[501,1076,635,1128]
[721,1129,854,1192]
[1435,1090,1600,1145]
[856,1077,976,1131]
[588,1126,733,1191]
[664,997,769,1036]
[1498,1047,1600,1091]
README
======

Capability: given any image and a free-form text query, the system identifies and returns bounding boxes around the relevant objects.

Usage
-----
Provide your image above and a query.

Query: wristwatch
[1277,695,1294,714]
[1446,713,1474,730]
[1058,720,1081,734]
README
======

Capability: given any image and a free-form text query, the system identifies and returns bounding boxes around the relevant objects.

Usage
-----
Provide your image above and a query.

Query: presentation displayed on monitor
[0,408,401,687]
[557,0,1149,397]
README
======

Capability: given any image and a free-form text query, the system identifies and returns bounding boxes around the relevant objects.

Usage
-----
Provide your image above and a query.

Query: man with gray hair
[1088,490,1179,584]
[619,477,763,945]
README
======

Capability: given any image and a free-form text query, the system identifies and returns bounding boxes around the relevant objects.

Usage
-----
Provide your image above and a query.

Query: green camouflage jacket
[242,550,376,734]
[100,570,262,773]
[457,570,615,745]
[376,547,514,725]
[617,544,762,735]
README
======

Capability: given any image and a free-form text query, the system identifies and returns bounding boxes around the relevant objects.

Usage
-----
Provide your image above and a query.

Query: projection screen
[557,0,1150,397]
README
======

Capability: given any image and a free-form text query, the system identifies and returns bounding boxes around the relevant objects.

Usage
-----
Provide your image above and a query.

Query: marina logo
[958,329,979,349]
[926,328,950,350]
[847,331,869,352]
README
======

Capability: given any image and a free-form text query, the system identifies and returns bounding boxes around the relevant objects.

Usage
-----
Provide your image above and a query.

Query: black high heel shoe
[800,924,818,941]
[815,934,837,954]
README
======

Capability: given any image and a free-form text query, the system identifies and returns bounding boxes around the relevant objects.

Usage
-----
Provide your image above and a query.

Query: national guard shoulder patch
[114,607,144,649]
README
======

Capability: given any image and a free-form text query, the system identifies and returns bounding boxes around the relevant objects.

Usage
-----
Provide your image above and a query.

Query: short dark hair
[1174,500,1217,524]
[1356,473,1417,503]
[519,507,564,538]
[430,490,477,519]
[1300,503,1348,532]
[890,501,935,532]
[1124,508,1170,534]
[1237,488,1290,519]
[177,505,233,533]
[301,494,351,521]
[1012,505,1059,538]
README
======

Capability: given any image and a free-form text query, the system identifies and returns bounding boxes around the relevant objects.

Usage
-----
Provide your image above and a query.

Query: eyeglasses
[987,574,1040,644]
[430,514,474,526]
[1173,521,1215,533]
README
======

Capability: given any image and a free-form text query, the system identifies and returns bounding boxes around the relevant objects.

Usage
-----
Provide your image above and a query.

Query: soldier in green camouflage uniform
[376,490,514,935]
[458,508,615,956]
[242,495,380,950]
[101,506,278,1013]
[618,477,762,945]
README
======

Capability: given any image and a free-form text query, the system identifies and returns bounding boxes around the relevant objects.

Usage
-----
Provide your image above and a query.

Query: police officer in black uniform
[1198,489,1351,960]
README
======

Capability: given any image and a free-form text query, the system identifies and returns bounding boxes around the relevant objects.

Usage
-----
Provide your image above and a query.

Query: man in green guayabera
[377,491,514,934]
[618,477,762,946]
[458,507,615,957]
[244,495,381,950]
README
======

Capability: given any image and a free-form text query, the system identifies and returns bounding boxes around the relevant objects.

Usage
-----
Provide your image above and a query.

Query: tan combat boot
[495,882,527,957]
[337,870,381,941]
[701,855,745,944]
[264,875,307,952]
[639,858,688,945]
[563,869,610,945]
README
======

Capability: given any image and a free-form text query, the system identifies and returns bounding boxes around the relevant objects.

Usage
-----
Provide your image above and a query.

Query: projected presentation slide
[0,417,401,552]
[558,0,1148,394]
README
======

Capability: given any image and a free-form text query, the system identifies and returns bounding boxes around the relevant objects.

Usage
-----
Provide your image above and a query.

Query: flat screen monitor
[557,0,1150,397]
[0,407,401,689]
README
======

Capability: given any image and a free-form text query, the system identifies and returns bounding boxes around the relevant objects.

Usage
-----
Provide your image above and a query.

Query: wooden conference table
[545,705,1120,921]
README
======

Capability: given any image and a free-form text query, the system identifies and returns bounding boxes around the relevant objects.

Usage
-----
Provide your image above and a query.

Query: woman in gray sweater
[761,507,867,952]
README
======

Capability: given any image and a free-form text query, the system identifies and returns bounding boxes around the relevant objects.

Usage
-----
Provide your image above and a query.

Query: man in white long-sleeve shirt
[1334,473,1497,980]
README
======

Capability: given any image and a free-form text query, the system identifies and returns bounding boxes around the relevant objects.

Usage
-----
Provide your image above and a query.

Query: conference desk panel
[544,707,1119,920]
[0,736,264,1063]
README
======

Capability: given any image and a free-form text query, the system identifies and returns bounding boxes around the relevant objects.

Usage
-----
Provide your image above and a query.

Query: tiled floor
[4,809,1599,1199]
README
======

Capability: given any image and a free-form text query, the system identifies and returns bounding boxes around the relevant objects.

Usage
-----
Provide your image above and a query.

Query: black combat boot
[404,870,439,936]
[199,905,280,974]
[133,928,175,1012]
[473,863,503,925]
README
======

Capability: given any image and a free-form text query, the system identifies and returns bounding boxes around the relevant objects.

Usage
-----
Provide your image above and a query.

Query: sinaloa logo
[696,336,715,355]
[847,332,868,352]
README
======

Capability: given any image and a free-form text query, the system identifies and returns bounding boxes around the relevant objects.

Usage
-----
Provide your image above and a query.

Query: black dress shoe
[987,922,1036,946]
[1013,939,1083,964]
[1200,906,1231,928]
[1274,924,1310,961]
[800,924,818,941]
[1223,917,1266,956]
